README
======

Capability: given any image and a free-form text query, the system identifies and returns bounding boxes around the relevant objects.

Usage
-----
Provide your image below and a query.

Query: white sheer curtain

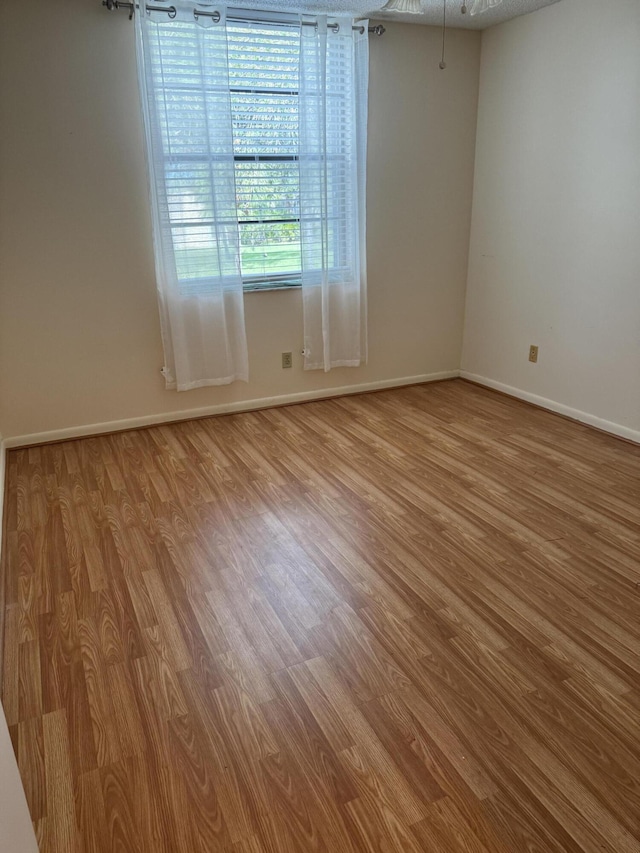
[135,4,248,391]
[299,18,369,371]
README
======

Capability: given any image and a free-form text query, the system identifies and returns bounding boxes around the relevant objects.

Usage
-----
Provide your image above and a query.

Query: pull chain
[439,0,447,69]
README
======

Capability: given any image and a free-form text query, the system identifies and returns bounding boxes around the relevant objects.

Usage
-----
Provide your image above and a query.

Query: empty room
[1,0,639,850]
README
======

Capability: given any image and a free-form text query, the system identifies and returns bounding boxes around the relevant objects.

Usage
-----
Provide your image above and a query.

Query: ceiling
[372,0,563,29]
[231,0,563,29]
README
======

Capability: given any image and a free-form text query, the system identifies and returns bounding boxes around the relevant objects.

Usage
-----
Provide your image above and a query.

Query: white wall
[0,441,38,853]
[0,0,481,443]
[462,0,640,438]
[0,711,38,853]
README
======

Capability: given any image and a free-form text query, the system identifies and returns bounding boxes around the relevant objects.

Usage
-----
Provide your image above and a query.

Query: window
[162,15,304,292]
[137,4,368,386]
[229,20,302,291]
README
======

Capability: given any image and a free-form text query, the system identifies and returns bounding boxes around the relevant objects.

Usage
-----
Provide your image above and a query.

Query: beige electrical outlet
[529,345,539,363]
[282,351,293,369]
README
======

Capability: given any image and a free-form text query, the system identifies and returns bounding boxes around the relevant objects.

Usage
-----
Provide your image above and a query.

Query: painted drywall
[462,0,640,435]
[0,436,5,553]
[0,718,38,853]
[0,441,38,853]
[0,0,480,442]
[0,708,38,853]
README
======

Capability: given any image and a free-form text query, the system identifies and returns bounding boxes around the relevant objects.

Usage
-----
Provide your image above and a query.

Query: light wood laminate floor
[2,379,640,852]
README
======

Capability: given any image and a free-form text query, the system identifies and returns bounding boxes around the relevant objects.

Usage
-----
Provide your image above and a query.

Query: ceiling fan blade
[381,0,423,14]
[469,0,504,13]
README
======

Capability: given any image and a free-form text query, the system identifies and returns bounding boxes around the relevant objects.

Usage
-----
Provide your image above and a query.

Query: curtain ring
[167,5,177,17]
[194,8,221,22]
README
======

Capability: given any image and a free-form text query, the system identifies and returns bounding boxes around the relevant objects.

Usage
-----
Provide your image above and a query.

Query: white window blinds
[228,20,302,289]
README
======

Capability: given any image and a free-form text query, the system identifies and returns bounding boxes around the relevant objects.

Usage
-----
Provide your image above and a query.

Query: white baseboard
[4,371,460,449]
[460,371,640,444]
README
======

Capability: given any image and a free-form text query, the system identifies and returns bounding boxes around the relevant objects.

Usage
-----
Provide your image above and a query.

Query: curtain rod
[102,0,386,34]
